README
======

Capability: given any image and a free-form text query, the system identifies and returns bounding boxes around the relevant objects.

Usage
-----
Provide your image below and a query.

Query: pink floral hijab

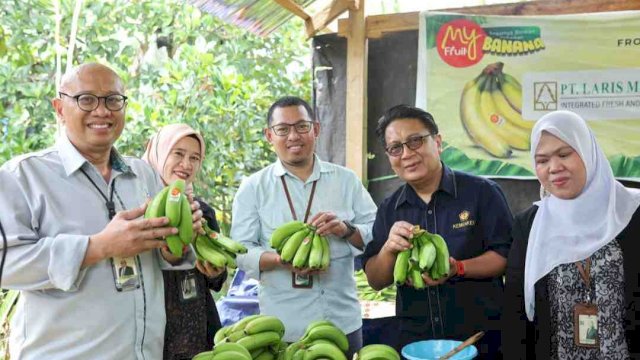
[141,123,205,187]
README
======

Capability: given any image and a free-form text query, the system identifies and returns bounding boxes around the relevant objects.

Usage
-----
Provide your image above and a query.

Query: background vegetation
[0,0,311,356]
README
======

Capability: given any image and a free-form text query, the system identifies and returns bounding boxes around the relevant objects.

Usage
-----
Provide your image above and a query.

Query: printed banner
[416,11,640,179]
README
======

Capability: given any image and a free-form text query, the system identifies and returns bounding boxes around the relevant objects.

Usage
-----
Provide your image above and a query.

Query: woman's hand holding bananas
[195,259,225,278]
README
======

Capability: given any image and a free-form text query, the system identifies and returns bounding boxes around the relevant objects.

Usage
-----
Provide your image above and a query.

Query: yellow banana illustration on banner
[459,62,535,157]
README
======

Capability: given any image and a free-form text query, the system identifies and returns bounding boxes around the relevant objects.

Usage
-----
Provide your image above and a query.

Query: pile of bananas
[393,227,450,289]
[270,221,330,269]
[355,269,396,302]
[459,61,535,158]
[211,314,287,360]
[284,320,349,360]
[354,344,400,360]
[145,179,192,257]
[194,221,247,269]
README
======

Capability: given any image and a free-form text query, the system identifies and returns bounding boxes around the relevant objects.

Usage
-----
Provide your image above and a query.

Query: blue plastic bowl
[401,340,478,360]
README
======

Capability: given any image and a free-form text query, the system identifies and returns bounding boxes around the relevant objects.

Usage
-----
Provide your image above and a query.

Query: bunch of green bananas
[354,269,396,302]
[459,61,535,158]
[212,315,287,360]
[270,221,330,270]
[354,344,400,360]
[393,227,450,289]
[193,220,247,268]
[144,179,192,257]
[283,320,349,360]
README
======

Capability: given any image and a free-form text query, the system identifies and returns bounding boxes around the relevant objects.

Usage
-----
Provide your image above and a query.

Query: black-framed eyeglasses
[269,120,314,136]
[385,133,435,157]
[59,92,128,112]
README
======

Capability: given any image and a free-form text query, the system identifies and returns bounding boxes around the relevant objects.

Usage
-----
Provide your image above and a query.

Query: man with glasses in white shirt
[231,96,377,358]
[0,62,201,359]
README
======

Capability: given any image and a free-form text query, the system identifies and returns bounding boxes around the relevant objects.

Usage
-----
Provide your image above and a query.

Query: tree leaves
[0,0,312,229]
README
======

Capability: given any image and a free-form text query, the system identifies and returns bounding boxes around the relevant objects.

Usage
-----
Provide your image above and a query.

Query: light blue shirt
[0,134,194,360]
[231,156,377,342]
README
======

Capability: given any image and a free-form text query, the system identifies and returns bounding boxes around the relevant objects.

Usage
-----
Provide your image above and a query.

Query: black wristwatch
[342,221,357,239]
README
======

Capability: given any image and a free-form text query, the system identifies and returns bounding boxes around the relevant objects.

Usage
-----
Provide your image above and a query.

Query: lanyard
[80,168,116,220]
[575,257,593,303]
[575,258,591,289]
[280,176,317,222]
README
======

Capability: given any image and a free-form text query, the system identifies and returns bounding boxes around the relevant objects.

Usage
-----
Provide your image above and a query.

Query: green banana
[270,221,307,249]
[214,325,230,345]
[165,179,185,227]
[208,230,247,254]
[144,186,169,219]
[418,240,436,271]
[255,350,276,360]
[292,230,314,268]
[307,233,323,269]
[236,331,281,352]
[301,319,336,341]
[191,351,214,360]
[302,342,347,360]
[304,325,348,352]
[210,351,252,360]
[410,267,425,290]
[244,315,285,336]
[319,236,330,270]
[250,346,266,359]
[280,229,311,263]
[393,250,410,285]
[284,342,306,360]
[196,236,227,267]
[429,233,450,278]
[178,194,193,245]
[211,342,253,358]
[357,344,400,360]
[230,314,262,333]
[222,328,246,343]
[166,234,183,257]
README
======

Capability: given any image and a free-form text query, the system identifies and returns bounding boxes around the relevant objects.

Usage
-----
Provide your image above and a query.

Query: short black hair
[266,96,315,126]
[375,104,438,146]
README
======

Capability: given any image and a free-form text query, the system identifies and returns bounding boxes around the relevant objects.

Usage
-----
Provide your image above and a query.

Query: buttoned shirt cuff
[50,234,90,291]
[345,223,372,255]
[158,245,197,270]
[237,247,266,281]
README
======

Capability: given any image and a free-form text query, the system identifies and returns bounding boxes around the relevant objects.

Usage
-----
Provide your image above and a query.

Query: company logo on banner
[436,18,545,68]
[417,11,640,179]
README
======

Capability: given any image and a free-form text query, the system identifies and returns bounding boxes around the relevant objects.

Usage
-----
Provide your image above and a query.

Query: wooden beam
[344,0,367,179]
[305,0,355,38]
[274,0,311,20]
[338,0,640,38]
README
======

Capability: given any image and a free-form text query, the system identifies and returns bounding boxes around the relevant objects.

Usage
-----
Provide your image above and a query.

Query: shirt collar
[55,134,133,177]
[394,162,457,209]
[273,154,329,183]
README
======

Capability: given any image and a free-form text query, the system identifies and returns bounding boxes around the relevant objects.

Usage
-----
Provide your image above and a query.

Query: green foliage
[0,0,312,228]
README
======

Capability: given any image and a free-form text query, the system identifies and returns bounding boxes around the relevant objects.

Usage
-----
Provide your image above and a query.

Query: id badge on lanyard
[111,256,141,292]
[573,258,598,348]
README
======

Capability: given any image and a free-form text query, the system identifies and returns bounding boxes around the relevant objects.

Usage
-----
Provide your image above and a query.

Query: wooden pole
[345,0,367,180]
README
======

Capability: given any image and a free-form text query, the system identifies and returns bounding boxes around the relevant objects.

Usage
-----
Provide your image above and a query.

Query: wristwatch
[342,221,357,239]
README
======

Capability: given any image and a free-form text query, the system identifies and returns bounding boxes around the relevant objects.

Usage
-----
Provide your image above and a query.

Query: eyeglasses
[59,92,128,112]
[385,133,435,157]
[269,120,314,136]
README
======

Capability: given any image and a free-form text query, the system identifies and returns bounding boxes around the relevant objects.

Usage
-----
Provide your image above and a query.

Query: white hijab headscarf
[524,110,640,320]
